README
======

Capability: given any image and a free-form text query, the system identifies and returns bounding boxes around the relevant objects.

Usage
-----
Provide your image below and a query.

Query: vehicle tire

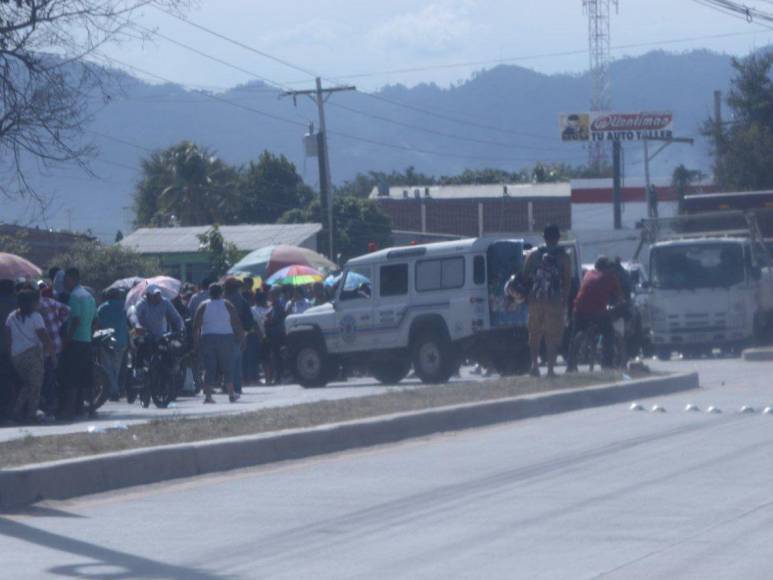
[151,362,173,409]
[89,363,110,410]
[290,336,330,388]
[490,347,531,376]
[370,356,411,385]
[656,350,671,361]
[412,331,454,384]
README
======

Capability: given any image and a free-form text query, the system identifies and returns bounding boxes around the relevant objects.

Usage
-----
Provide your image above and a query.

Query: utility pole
[643,136,694,218]
[282,78,356,261]
[612,140,622,229]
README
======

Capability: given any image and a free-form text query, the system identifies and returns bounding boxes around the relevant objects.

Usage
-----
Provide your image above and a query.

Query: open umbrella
[266,265,324,287]
[0,252,41,281]
[228,245,336,279]
[125,275,181,310]
[105,276,144,293]
[226,272,263,290]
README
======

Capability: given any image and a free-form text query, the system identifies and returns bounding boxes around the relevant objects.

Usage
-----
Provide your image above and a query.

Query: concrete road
[2,357,773,579]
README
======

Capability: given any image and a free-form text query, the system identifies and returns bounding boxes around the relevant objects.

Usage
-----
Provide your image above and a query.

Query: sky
[99,0,773,91]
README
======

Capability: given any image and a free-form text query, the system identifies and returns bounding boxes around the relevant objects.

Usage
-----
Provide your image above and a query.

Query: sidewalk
[0,370,484,443]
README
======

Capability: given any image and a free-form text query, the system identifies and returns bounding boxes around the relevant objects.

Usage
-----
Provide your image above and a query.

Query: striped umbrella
[266,265,324,287]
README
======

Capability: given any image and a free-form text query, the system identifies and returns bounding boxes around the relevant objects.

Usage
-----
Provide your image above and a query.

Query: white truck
[284,237,532,388]
[637,210,773,358]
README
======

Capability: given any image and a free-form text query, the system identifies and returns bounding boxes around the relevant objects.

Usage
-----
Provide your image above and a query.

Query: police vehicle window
[473,256,486,285]
[416,257,465,292]
[380,264,408,297]
[340,267,372,301]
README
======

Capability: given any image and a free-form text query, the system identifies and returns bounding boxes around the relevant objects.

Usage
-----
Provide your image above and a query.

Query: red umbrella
[0,252,42,281]
[125,276,182,310]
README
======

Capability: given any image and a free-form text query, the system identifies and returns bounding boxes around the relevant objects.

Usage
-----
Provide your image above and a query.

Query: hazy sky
[100,0,773,91]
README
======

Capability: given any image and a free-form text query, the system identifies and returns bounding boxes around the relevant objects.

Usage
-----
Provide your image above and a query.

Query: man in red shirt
[567,256,622,371]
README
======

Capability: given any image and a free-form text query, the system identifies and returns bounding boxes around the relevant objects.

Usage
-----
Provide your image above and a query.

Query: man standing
[188,277,214,319]
[224,277,254,393]
[523,225,572,378]
[0,279,18,420]
[96,288,129,401]
[60,268,97,419]
[37,287,70,414]
[192,283,244,404]
[567,257,623,371]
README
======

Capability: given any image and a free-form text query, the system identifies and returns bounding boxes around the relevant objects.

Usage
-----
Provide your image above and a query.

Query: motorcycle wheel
[89,363,110,410]
[151,363,172,409]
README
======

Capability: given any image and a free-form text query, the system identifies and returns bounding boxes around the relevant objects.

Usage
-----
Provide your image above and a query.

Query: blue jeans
[232,346,243,394]
[100,345,127,398]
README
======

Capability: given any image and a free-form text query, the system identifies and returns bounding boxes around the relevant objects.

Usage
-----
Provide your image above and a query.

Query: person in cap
[522,224,572,378]
[132,284,184,339]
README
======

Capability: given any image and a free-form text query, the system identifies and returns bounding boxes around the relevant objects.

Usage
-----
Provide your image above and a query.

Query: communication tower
[583,0,618,168]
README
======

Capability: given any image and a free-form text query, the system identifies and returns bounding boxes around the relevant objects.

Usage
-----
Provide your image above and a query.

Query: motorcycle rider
[131,285,184,369]
[566,256,623,372]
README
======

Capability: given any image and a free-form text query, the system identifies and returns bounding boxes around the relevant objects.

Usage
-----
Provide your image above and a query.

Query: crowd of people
[1,267,334,425]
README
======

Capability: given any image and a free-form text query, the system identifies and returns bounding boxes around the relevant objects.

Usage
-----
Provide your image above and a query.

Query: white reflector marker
[740,406,756,414]
[685,404,700,412]
[763,407,773,415]
[651,405,666,413]
[630,403,644,412]
[707,406,722,414]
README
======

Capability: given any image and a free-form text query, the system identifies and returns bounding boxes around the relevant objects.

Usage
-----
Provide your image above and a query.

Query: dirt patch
[0,371,639,468]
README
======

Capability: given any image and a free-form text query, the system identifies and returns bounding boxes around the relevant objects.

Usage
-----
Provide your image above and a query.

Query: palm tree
[134,141,238,227]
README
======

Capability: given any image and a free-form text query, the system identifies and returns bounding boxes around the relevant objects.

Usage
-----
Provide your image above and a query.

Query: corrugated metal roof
[119,223,322,254]
[370,182,570,200]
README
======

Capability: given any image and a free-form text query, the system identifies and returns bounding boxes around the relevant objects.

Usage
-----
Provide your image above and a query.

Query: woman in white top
[4,289,53,423]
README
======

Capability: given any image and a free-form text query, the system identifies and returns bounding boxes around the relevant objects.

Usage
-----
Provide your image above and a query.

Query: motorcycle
[128,332,185,409]
[87,328,116,411]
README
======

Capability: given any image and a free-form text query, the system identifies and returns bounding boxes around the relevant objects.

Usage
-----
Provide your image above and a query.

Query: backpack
[531,248,563,302]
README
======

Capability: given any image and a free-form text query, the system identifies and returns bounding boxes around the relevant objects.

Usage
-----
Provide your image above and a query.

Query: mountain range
[6,48,737,238]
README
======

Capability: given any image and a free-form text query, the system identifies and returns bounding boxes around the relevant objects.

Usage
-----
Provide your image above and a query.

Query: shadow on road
[0,516,232,579]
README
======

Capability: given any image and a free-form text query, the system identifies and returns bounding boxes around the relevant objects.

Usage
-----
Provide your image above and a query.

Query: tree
[51,240,160,292]
[0,0,187,202]
[239,151,314,223]
[279,197,392,262]
[672,164,705,213]
[196,225,241,277]
[133,141,239,227]
[703,51,773,190]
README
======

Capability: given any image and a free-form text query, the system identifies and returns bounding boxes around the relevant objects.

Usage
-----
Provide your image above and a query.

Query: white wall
[572,201,679,231]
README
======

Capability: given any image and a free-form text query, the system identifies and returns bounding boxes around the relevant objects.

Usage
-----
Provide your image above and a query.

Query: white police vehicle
[285,237,531,388]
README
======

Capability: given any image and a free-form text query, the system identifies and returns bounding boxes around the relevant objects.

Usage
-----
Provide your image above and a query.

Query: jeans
[242,332,261,382]
[232,346,243,394]
[60,341,94,417]
[100,345,127,399]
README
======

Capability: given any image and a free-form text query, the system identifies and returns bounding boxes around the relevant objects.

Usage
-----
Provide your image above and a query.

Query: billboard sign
[560,111,673,142]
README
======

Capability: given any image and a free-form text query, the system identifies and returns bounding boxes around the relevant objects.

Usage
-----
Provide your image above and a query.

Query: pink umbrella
[125,275,182,310]
[0,252,42,281]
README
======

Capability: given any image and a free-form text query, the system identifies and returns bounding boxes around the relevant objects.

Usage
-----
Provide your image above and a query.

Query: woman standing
[4,289,53,423]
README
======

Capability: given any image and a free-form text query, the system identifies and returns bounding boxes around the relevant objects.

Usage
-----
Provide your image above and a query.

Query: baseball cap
[146,284,163,296]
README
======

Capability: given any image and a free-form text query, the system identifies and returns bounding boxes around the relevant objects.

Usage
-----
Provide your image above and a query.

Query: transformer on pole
[583,0,618,169]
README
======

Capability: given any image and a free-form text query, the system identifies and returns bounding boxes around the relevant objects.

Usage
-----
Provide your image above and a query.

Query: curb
[0,372,698,511]
[743,347,773,362]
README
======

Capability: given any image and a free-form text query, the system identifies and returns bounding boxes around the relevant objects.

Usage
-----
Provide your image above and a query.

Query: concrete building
[119,223,322,283]
[571,178,716,231]
[371,182,570,238]
[0,224,93,268]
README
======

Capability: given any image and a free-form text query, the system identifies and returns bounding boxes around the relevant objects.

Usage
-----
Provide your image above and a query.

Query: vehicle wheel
[641,338,655,358]
[490,347,531,376]
[412,331,454,384]
[370,356,411,385]
[89,363,110,410]
[290,337,330,388]
[656,350,671,361]
[151,364,172,409]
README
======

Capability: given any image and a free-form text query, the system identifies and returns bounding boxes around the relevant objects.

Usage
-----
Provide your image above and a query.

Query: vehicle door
[487,240,526,328]
[334,265,375,352]
[373,262,410,349]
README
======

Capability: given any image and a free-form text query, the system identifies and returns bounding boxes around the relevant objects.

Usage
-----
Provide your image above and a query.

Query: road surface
[1,357,772,578]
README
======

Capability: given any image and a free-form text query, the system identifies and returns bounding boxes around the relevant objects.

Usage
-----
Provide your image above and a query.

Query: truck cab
[285,237,531,388]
